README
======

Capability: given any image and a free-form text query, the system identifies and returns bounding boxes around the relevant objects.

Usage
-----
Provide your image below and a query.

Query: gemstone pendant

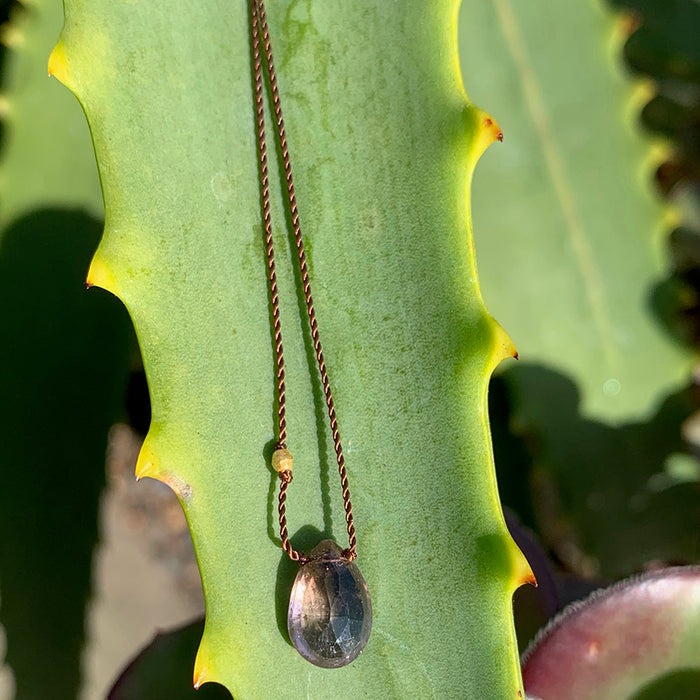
[287,539,372,668]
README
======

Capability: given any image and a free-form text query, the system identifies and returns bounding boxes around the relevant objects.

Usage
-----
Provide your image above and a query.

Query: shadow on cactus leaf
[0,209,133,698]
[490,364,699,579]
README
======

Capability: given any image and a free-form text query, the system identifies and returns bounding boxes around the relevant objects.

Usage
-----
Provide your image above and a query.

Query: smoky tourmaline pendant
[287,540,372,668]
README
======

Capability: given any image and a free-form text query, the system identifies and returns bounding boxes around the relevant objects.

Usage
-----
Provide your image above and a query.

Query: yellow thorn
[502,526,537,592]
[135,437,158,480]
[489,317,518,371]
[193,648,211,690]
[466,105,504,165]
[628,77,656,114]
[86,253,118,295]
[512,544,537,590]
[604,4,640,65]
[48,42,70,85]
[624,77,657,139]
[135,460,154,481]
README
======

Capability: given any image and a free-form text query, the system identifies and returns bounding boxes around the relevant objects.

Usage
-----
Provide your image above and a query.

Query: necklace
[249,0,372,669]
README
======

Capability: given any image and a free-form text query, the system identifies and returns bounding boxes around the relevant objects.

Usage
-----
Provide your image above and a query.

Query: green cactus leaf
[0,0,132,697]
[458,0,696,576]
[460,0,689,422]
[522,567,700,700]
[52,0,529,697]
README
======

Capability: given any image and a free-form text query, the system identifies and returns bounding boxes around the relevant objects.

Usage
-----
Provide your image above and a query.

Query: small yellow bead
[272,448,293,473]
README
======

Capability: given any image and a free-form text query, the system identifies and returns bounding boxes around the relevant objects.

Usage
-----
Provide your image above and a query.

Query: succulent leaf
[52,0,529,697]
[522,567,700,700]
[459,0,696,577]
[0,0,131,696]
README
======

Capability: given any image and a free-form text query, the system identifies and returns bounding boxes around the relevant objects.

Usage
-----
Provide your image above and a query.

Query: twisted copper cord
[251,0,287,451]
[250,0,357,563]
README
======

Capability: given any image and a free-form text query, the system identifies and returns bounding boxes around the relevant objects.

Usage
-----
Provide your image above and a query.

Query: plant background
[0,0,698,698]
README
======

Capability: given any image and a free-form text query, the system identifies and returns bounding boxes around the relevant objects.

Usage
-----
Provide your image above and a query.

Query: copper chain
[250,0,357,564]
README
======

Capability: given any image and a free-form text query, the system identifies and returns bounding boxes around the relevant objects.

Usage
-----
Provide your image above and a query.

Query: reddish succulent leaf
[522,567,700,700]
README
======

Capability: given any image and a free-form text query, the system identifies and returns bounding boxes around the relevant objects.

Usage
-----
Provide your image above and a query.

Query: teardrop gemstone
[287,539,372,668]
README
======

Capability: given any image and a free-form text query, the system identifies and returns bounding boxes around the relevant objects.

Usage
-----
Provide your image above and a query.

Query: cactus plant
[459,0,697,577]
[50,0,531,697]
[0,0,695,697]
[0,0,132,697]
